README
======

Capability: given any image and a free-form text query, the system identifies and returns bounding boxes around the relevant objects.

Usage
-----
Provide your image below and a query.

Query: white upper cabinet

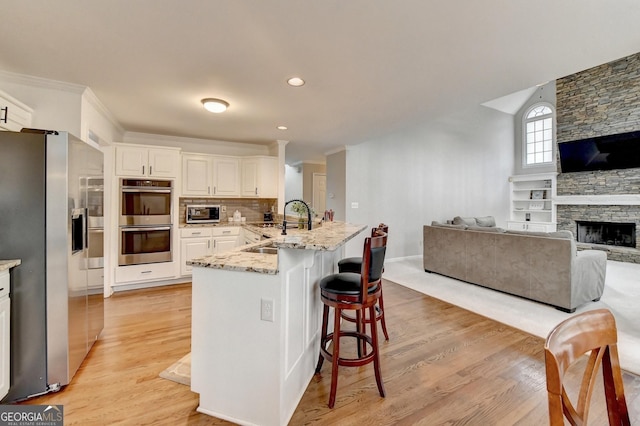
[241,156,278,198]
[0,90,33,132]
[181,154,240,197]
[181,153,277,198]
[212,156,241,197]
[182,154,212,196]
[115,145,180,178]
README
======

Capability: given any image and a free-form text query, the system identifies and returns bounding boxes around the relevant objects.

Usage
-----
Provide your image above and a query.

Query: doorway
[312,173,326,214]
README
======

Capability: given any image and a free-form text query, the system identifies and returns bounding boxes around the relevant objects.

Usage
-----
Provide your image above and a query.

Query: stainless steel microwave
[186,205,221,224]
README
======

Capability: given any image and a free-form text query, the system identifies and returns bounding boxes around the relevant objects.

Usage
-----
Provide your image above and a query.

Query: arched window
[524,104,554,166]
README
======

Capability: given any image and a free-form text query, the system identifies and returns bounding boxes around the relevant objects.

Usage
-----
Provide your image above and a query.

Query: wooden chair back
[371,223,389,237]
[544,308,630,426]
[359,230,387,303]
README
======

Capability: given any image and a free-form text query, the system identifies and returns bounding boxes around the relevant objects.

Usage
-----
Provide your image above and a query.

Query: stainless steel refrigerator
[0,130,104,402]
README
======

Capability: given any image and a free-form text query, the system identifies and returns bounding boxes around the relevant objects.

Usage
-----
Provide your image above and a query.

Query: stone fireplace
[556,204,640,263]
[576,221,635,248]
[555,52,640,264]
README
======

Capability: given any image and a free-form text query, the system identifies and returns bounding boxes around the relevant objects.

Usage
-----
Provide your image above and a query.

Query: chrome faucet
[282,199,312,235]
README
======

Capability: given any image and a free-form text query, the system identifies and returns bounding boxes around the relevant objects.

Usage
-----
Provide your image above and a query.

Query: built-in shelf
[509,172,557,231]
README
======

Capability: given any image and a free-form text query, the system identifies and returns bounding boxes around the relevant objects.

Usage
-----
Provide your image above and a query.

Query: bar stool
[337,224,389,340]
[315,230,388,408]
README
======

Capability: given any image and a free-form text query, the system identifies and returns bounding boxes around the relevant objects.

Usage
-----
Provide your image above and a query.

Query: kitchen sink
[241,243,278,255]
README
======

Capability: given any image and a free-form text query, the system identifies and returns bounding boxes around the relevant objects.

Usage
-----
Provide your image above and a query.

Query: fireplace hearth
[576,221,636,248]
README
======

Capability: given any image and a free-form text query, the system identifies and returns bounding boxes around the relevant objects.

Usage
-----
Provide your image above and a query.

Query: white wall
[344,105,514,259]
[284,164,303,201]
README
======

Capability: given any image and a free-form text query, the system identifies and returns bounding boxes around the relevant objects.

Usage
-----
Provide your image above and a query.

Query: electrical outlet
[261,298,274,322]
[351,202,359,209]
[221,205,227,212]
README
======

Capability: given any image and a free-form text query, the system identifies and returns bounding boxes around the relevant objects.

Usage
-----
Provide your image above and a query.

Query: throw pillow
[475,216,496,227]
[452,216,477,226]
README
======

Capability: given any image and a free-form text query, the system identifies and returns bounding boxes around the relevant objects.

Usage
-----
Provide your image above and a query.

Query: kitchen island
[188,221,366,426]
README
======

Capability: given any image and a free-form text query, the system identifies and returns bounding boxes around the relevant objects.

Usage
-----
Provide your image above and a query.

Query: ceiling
[1,1,640,164]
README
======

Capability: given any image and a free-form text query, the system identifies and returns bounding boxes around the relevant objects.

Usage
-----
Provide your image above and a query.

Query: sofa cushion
[431,221,467,229]
[467,226,505,233]
[505,230,574,239]
[453,216,477,226]
[475,216,496,227]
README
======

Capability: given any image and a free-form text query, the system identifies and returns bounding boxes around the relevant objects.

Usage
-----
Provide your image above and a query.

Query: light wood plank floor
[20,281,640,425]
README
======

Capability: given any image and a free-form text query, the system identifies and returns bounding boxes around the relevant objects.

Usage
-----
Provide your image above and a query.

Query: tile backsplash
[179,197,278,224]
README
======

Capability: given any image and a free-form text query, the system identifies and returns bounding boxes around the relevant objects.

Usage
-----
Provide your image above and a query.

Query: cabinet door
[148,149,179,178]
[525,223,554,232]
[507,221,527,231]
[181,237,212,275]
[182,155,212,196]
[0,296,9,400]
[0,90,32,132]
[213,236,239,253]
[241,159,259,197]
[212,157,240,197]
[241,157,278,198]
[115,146,147,176]
[257,157,278,198]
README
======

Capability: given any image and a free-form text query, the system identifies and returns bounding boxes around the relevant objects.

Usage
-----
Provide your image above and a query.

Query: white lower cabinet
[180,227,241,276]
[181,228,213,276]
[114,262,177,285]
[507,221,557,232]
[0,270,10,400]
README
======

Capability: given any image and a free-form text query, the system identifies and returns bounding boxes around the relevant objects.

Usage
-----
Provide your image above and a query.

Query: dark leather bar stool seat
[337,224,389,340]
[315,230,388,408]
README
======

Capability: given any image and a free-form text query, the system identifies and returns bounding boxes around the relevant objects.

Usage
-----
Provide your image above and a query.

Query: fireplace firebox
[576,221,636,248]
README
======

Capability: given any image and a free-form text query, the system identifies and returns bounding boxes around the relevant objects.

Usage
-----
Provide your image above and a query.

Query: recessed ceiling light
[277,126,288,130]
[201,98,229,113]
[287,77,305,87]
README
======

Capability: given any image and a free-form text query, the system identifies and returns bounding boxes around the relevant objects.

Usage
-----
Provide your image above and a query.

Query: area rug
[159,353,190,386]
[383,256,640,376]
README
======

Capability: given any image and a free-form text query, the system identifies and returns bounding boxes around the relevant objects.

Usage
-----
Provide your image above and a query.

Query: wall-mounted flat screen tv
[559,130,640,173]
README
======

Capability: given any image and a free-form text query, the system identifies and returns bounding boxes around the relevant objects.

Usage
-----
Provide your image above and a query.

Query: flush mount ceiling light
[277,125,288,130]
[287,77,305,87]
[201,98,229,113]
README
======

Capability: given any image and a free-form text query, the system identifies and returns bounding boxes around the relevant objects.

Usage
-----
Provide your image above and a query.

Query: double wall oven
[119,179,173,266]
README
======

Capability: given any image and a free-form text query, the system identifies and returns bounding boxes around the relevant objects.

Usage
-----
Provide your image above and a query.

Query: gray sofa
[423,223,607,312]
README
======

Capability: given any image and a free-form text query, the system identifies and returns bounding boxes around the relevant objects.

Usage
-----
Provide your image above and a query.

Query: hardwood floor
[20,281,640,425]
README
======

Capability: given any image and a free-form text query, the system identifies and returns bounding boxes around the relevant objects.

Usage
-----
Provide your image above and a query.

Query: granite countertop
[0,259,21,272]
[187,221,367,274]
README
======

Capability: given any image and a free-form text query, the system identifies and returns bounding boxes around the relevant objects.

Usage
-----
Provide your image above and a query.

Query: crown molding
[324,146,347,156]
[0,69,85,93]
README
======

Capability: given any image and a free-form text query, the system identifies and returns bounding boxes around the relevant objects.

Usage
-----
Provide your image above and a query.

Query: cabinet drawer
[0,270,8,299]
[115,262,176,284]
[87,268,104,290]
[211,227,240,237]
[181,228,213,238]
